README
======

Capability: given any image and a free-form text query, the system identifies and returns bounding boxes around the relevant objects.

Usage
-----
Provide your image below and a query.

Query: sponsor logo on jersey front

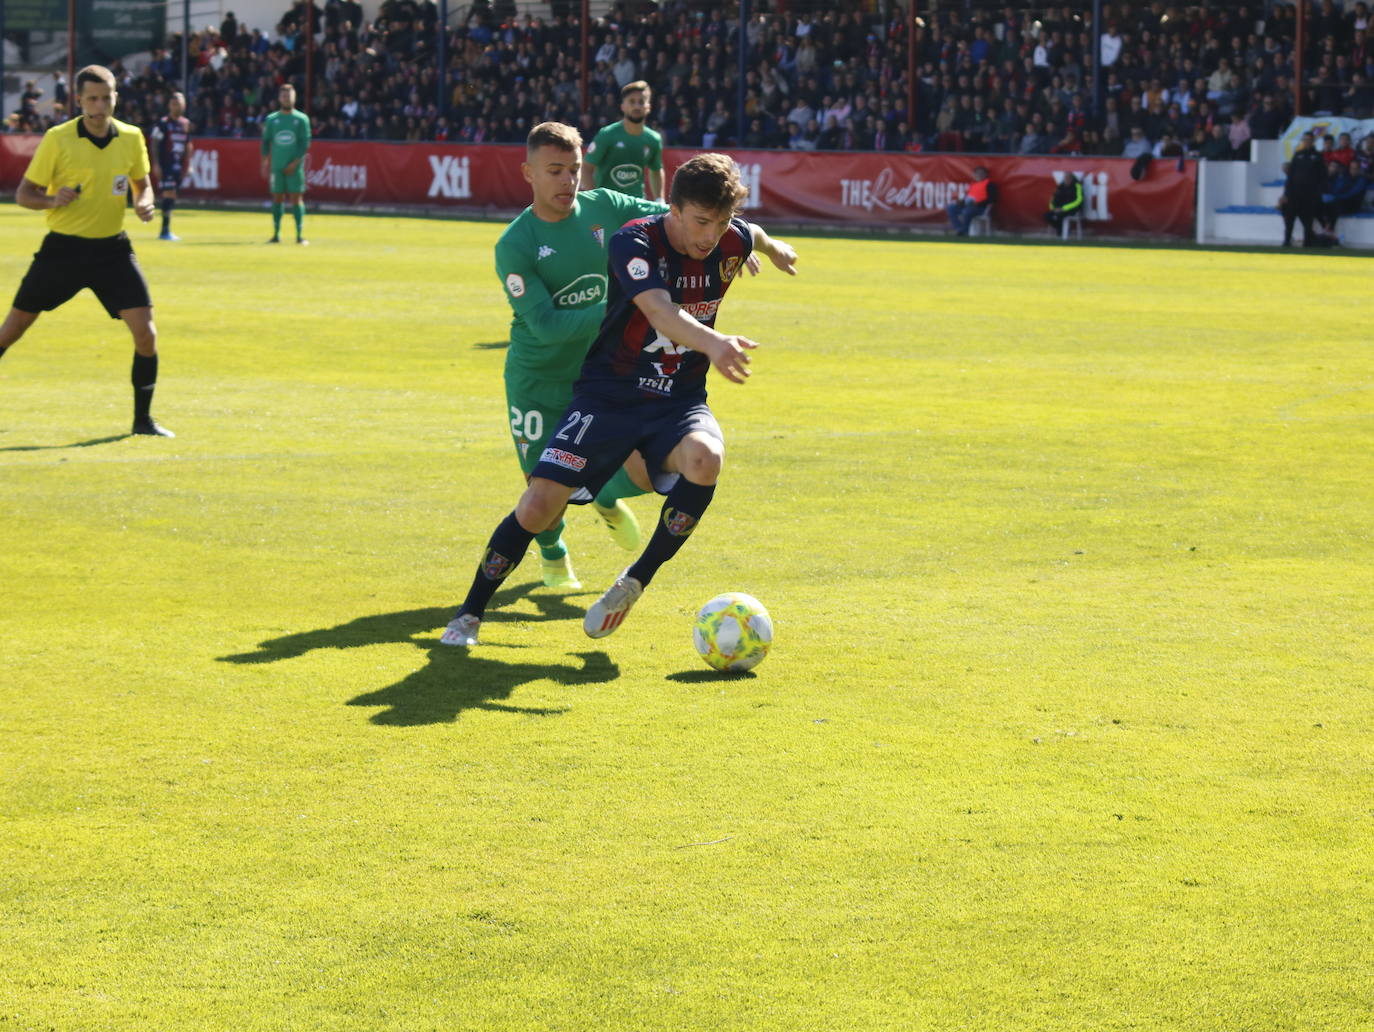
[626,257,650,280]
[679,299,721,321]
[540,447,587,471]
[552,273,607,308]
[274,129,296,146]
[611,164,641,188]
[506,273,526,297]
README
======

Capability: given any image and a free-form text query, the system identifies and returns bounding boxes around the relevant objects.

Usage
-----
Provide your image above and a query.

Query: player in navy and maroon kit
[149,91,193,240]
[442,153,799,646]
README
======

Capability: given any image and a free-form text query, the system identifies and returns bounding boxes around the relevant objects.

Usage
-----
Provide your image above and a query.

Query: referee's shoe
[132,417,175,437]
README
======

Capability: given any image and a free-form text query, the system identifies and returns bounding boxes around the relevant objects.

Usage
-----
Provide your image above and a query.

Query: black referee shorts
[13,231,152,320]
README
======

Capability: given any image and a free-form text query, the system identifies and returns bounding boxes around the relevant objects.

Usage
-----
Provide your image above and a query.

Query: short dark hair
[76,65,116,92]
[669,152,748,213]
[527,121,582,154]
[621,80,650,100]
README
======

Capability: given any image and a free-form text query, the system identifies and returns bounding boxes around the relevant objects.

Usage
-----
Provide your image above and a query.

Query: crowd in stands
[6,0,1374,163]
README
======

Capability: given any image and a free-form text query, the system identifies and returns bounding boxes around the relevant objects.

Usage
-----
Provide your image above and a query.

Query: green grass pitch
[1,205,1371,1031]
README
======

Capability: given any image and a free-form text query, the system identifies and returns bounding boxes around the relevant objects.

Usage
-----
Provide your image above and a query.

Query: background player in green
[580,81,663,200]
[261,84,310,245]
[494,121,667,589]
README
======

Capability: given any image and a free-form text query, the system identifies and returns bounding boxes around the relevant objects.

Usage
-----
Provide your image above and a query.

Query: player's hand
[283,161,298,175]
[51,186,80,208]
[709,335,759,384]
[261,158,270,179]
[135,196,156,222]
[766,239,798,276]
[744,253,762,276]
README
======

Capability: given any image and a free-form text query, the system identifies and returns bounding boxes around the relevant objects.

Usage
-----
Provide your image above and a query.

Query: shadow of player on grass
[217,582,619,726]
[0,433,130,452]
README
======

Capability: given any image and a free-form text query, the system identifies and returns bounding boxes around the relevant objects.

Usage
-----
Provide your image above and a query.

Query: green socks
[594,466,648,507]
[535,522,567,561]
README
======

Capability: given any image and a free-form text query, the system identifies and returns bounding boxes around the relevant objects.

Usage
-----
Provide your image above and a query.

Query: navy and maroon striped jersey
[151,115,191,170]
[575,213,754,401]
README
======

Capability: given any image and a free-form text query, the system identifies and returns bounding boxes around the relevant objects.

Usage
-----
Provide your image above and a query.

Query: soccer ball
[693,592,773,672]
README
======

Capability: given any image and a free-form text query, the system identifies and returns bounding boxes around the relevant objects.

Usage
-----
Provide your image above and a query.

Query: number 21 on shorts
[554,410,593,445]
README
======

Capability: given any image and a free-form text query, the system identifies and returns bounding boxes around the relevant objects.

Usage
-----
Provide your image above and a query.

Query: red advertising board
[706,149,1197,237]
[0,135,1195,237]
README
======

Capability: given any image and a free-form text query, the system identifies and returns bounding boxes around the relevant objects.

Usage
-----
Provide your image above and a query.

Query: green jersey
[584,122,663,198]
[261,108,311,171]
[495,188,668,387]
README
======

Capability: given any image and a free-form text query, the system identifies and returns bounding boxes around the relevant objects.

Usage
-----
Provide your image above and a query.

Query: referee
[0,64,173,437]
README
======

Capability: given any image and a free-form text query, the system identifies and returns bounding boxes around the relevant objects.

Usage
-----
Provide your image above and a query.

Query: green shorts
[505,375,573,477]
[271,168,306,194]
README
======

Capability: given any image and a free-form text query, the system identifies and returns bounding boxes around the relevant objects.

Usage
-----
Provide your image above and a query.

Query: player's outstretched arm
[632,288,758,385]
[749,224,798,275]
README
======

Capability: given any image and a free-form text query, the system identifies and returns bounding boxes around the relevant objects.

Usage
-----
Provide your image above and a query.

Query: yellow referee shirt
[22,117,150,239]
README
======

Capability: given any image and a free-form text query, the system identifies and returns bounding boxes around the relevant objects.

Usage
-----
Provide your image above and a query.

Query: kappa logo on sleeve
[626,257,650,280]
[506,273,526,297]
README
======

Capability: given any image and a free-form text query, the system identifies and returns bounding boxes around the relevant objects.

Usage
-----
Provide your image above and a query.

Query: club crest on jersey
[482,550,514,579]
[662,508,698,536]
[591,225,604,246]
[627,257,650,280]
[720,256,743,283]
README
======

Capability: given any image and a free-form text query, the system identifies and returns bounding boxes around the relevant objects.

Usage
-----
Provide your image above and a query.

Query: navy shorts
[13,232,151,320]
[159,166,183,191]
[531,392,723,501]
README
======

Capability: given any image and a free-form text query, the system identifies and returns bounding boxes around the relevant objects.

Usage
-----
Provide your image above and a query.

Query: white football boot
[583,571,644,638]
[440,614,481,647]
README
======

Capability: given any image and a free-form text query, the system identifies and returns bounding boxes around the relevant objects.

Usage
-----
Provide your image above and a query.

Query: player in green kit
[494,121,666,588]
[580,81,663,200]
[261,84,311,244]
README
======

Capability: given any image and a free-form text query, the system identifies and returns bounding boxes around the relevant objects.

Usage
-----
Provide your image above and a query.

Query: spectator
[1249,94,1286,140]
[1280,132,1331,246]
[946,165,997,236]
[1199,124,1235,160]
[1320,158,1369,234]
[1228,112,1252,159]
[1045,173,1084,235]
[1325,132,1357,169]
[1122,125,1152,159]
